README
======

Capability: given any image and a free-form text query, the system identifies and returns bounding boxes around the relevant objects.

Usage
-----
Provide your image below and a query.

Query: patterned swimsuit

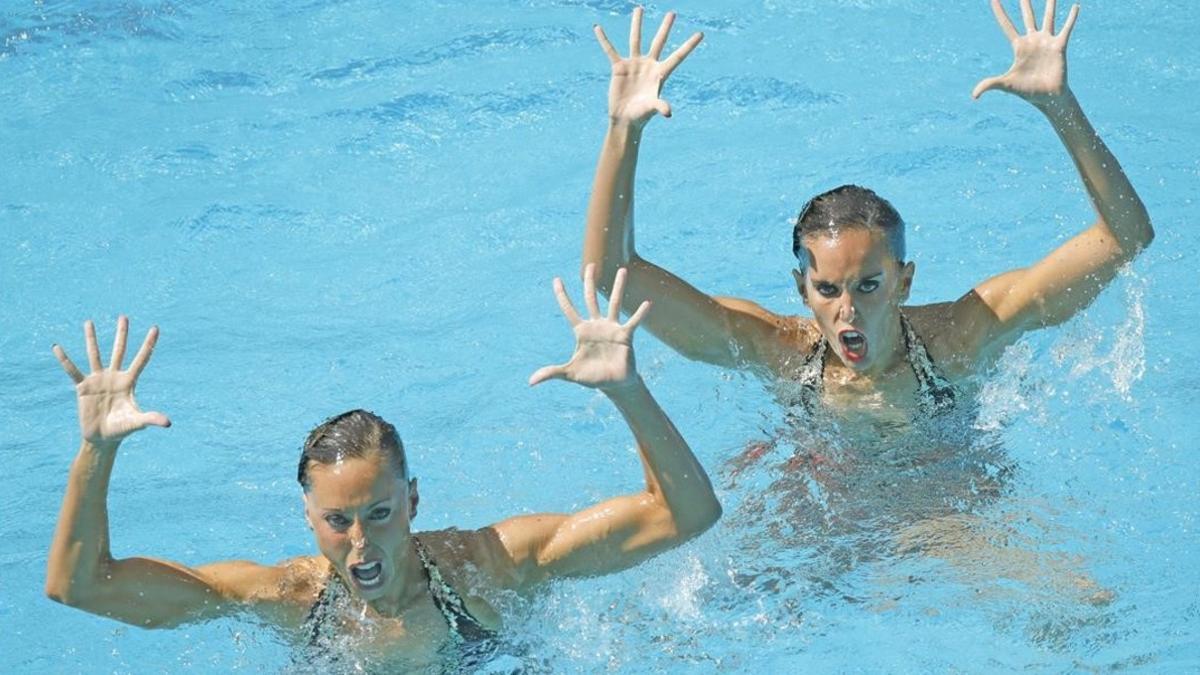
[792,311,957,416]
[303,536,494,655]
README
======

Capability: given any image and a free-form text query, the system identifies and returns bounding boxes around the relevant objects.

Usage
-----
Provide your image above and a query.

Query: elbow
[1124,212,1154,255]
[677,497,723,541]
[1109,211,1155,258]
[582,255,642,297]
[44,580,70,606]
[45,577,91,609]
[1136,219,1155,252]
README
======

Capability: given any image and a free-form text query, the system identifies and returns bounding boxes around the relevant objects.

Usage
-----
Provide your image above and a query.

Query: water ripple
[165,69,270,95]
[0,1,186,58]
[676,75,842,109]
[308,26,578,84]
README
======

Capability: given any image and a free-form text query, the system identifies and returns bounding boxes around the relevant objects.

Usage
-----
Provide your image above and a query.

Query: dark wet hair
[297,409,408,490]
[791,185,906,267]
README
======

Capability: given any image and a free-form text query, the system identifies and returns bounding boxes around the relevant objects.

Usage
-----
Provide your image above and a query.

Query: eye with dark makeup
[325,513,351,531]
[815,282,839,298]
[858,279,880,293]
[369,507,392,521]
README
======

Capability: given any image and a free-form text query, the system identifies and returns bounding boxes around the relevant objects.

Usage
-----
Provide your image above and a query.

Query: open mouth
[839,329,868,363]
[349,560,384,588]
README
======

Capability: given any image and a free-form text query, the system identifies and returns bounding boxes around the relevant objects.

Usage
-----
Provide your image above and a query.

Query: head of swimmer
[791,185,915,374]
[298,409,418,599]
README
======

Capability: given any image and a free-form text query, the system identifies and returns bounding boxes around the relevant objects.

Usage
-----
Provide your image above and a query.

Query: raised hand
[594,7,703,127]
[972,0,1079,104]
[529,265,651,391]
[53,316,170,446]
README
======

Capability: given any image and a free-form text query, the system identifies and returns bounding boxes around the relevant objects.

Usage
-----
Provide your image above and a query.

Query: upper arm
[56,556,289,629]
[606,257,792,369]
[952,221,1139,357]
[486,491,688,589]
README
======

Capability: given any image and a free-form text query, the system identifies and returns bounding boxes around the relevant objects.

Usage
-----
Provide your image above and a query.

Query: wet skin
[303,453,424,614]
[794,228,916,380]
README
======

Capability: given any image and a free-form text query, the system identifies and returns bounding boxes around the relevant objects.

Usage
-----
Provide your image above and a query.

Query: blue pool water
[2,0,1198,671]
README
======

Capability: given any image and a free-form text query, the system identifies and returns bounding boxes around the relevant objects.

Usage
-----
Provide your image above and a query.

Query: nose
[837,293,856,323]
[349,519,368,550]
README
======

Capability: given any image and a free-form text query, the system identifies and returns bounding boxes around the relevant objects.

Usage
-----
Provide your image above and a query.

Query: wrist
[1033,87,1079,118]
[607,117,646,139]
[601,374,647,398]
[81,438,121,455]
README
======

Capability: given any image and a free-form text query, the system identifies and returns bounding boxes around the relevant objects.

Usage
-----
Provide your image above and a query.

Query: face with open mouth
[795,227,914,374]
[303,452,418,601]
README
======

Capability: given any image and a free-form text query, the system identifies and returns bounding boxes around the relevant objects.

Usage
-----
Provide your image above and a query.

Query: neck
[829,312,909,380]
[364,538,428,618]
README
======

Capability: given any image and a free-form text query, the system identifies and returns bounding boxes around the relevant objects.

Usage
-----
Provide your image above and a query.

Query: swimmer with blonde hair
[45,266,720,669]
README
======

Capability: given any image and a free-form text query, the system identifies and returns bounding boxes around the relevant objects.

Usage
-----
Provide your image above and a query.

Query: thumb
[139,411,172,428]
[654,98,672,118]
[971,75,1006,100]
[528,364,566,387]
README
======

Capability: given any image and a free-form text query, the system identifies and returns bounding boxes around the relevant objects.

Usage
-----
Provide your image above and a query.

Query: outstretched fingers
[84,320,102,372]
[1058,4,1079,44]
[990,0,1019,42]
[624,300,652,332]
[582,263,602,318]
[1019,0,1037,33]
[128,325,159,379]
[608,267,628,321]
[53,344,85,384]
[662,31,703,79]
[528,363,567,387]
[628,6,643,58]
[553,278,583,327]
[110,315,128,371]
[971,74,1006,99]
[1042,0,1057,33]
[648,11,675,60]
[594,24,620,63]
[138,410,172,428]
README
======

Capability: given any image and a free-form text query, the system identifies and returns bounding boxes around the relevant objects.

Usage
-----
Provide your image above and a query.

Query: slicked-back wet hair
[298,409,407,491]
[791,185,906,267]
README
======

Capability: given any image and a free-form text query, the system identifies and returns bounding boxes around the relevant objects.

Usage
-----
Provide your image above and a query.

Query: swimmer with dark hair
[582,2,1153,420]
[45,266,720,669]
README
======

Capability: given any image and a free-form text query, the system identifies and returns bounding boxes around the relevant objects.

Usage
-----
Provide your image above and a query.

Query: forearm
[604,378,720,535]
[1040,91,1153,252]
[583,121,644,290]
[46,440,119,605]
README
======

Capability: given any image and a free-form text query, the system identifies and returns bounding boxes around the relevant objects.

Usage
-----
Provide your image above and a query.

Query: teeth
[841,331,866,354]
[351,561,383,585]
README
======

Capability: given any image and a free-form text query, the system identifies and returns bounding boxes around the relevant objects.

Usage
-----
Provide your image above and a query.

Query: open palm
[53,317,170,445]
[529,265,651,391]
[595,8,703,126]
[973,0,1079,104]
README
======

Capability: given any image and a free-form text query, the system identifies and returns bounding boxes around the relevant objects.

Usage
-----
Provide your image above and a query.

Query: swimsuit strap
[304,566,348,647]
[791,316,955,415]
[792,334,827,414]
[413,537,491,643]
[898,311,956,414]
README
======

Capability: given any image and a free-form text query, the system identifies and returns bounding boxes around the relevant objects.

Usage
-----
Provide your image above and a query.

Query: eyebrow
[810,272,884,284]
[322,497,392,514]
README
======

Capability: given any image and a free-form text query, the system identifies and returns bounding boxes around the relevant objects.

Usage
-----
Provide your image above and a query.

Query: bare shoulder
[414,529,505,626]
[194,555,326,629]
[198,555,322,598]
[903,302,976,377]
[417,528,511,582]
[710,298,816,373]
